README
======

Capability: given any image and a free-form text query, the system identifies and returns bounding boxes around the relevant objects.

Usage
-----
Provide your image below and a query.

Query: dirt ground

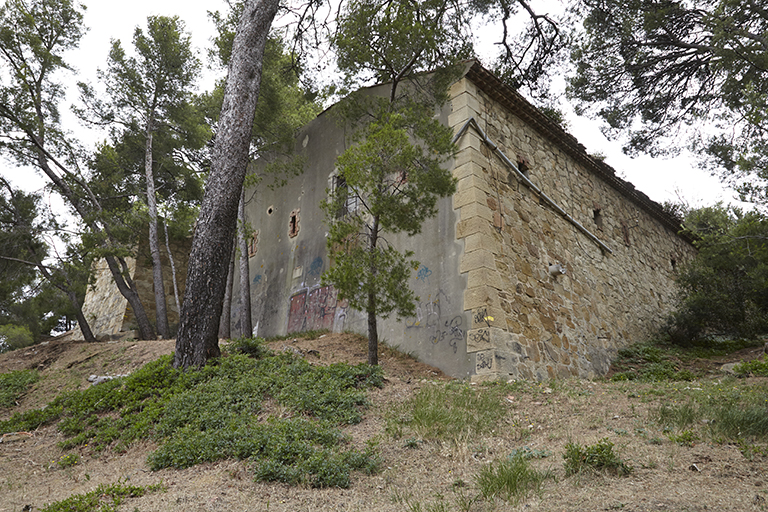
[1,333,767,512]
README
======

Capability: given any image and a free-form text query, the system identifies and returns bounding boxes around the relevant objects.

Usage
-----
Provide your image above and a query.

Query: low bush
[734,355,768,376]
[0,368,39,408]
[563,438,632,476]
[40,482,164,512]
[0,337,383,488]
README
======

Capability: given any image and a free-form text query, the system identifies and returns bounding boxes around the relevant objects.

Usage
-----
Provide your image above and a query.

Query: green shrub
[0,368,39,408]
[0,324,34,353]
[563,438,632,476]
[667,429,699,447]
[475,454,553,503]
[226,336,272,359]
[40,482,164,512]
[55,453,80,468]
[609,342,698,382]
[734,355,768,376]
[0,343,383,488]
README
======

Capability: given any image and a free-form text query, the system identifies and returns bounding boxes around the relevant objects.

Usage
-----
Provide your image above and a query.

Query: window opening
[289,209,300,238]
[333,175,358,218]
[593,208,603,230]
[248,230,259,257]
[516,155,530,178]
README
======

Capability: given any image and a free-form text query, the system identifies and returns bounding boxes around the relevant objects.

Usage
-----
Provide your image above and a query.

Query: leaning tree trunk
[104,254,156,340]
[238,188,253,337]
[174,0,280,368]
[145,123,170,338]
[30,146,156,340]
[219,239,236,339]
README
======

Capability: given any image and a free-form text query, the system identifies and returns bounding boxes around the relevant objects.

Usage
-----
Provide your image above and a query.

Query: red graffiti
[287,286,338,333]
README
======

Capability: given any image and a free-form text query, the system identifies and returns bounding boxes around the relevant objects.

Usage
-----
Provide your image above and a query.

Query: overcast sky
[5,0,745,212]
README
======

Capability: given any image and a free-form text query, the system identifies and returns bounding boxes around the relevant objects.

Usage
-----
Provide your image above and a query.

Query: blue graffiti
[416,265,432,282]
[307,257,324,277]
[253,274,262,285]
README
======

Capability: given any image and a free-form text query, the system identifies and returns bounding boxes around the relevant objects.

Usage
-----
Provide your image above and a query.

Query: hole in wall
[593,208,603,230]
[516,155,530,178]
[288,208,300,238]
[267,206,274,216]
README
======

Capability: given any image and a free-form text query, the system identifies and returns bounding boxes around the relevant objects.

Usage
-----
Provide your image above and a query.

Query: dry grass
[1,333,768,511]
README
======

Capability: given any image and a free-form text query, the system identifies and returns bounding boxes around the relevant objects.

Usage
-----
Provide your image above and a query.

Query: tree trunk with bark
[367,216,380,366]
[163,220,181,316]
[145,123,170,338]
[29,141,156,340]
[238,188,253,337]
[174,0,280,368]
[219,239,236,339]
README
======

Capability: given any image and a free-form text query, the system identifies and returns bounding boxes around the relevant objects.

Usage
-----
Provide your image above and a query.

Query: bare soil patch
[2,333,767,512]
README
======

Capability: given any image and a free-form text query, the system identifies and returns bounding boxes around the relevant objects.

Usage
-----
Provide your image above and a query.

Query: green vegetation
[0,337,383,488]
[665,207,768,344]
[609,342,697,382]
[386,381,512,442]
[653,383,768,448]
[667,429,699,447]
[0,368,39,408]
[475,454,553,504]
[734,355,768,377]
[563,438,632,476]
[0,324,35,353]
[40,481,164,512]
[55,453,80,468]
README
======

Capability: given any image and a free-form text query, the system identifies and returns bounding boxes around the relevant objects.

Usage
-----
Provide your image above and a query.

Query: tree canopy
[666,204,768,343]
[568,0,768,204]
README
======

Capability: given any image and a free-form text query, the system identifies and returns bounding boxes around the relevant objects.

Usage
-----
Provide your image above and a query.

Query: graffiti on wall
[405,289,464,353]
[307,257,324,277]
[287,285,339,333]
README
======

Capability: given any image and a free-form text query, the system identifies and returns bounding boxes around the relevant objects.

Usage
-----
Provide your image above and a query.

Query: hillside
[1,333,768,512]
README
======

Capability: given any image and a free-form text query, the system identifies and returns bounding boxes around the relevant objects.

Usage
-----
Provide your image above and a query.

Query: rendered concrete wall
[234,84,473,378]
[450,77,696,380]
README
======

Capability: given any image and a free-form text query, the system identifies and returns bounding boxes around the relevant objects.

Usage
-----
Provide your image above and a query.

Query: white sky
[4,0,745,212]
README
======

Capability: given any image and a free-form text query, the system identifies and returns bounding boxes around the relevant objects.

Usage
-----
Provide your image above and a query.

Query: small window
[333,175,358,218]
[593,208,603,230]
[289,209,300,238]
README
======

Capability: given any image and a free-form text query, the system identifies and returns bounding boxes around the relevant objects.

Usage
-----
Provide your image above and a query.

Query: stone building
[71,237,191,340]
[233,61,696,381]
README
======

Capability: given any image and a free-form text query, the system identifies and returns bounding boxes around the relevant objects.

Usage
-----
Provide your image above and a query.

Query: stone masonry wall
[70,257,135,339]
[123,237,191,335]
[449,77,697,381]
[72,237,191,340]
